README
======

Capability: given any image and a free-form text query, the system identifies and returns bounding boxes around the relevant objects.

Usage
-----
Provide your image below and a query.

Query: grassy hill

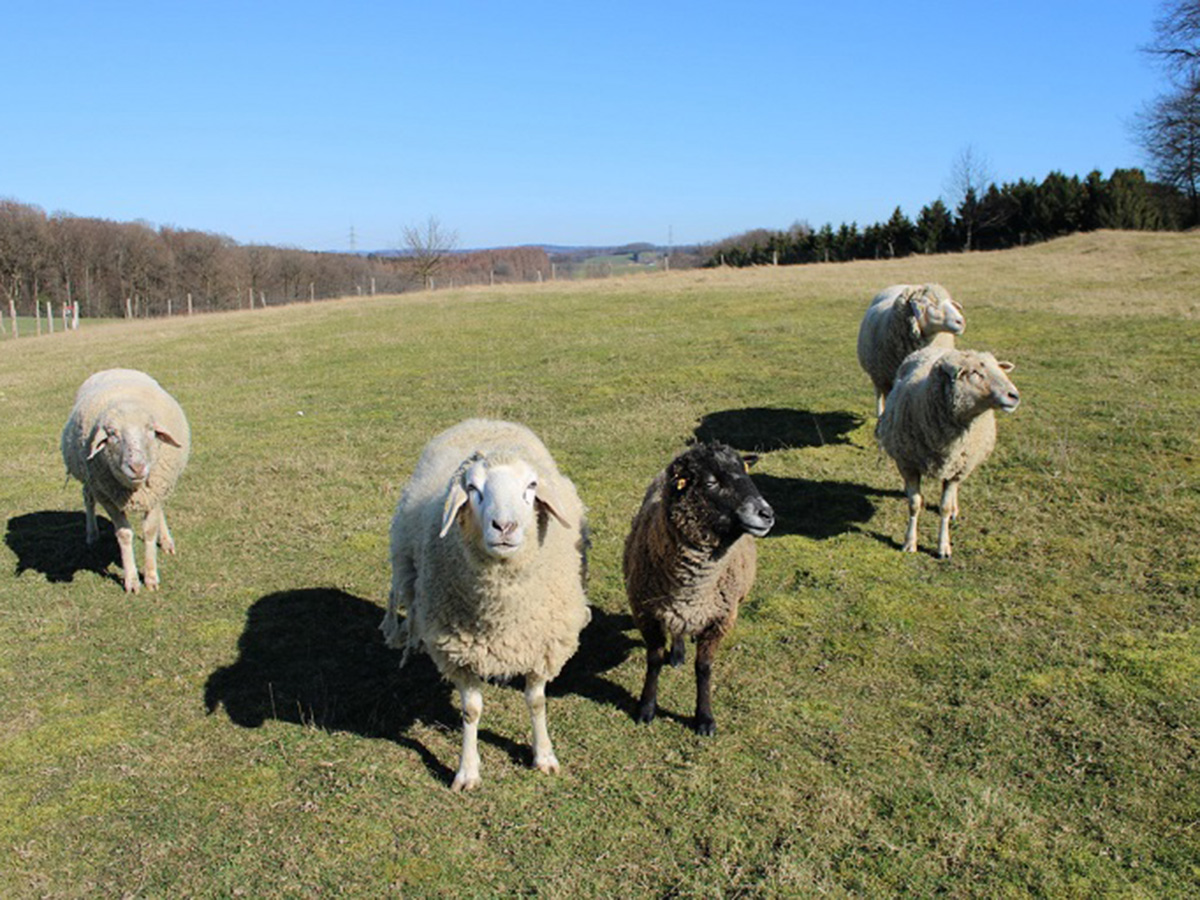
[1,230,1197,896]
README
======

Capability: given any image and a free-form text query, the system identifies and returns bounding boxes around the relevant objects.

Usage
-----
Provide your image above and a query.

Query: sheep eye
[704,475,719,489]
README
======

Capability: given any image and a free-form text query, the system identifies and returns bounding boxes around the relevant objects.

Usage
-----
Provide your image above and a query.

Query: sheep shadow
[752,474,904,540]
[204,589,644,784]
[694,408,864,452]
[204,588,464,782]
[4,510,121,585]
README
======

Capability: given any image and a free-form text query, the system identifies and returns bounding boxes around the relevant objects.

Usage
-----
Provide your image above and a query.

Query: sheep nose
[493,520,519,539]
[130,461,147,478]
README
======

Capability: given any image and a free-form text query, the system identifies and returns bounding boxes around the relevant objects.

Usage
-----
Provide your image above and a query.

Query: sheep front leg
[524,674,559,775]
[103,503,139,593]
[875,388,886,418]
[157,507,176,554]
[143,507,162,591]
[694,629,723,737]
[635,616,668,724]
[937,480,960,559]
[451,672,484,792]
[83,485,99,545]
[901,469,922,553]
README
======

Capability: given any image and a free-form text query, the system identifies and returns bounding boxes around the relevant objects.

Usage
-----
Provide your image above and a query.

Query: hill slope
[1,230,1197,896]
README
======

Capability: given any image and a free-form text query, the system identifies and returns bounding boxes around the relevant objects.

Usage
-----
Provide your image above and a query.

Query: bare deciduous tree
[945,145,995,251]
[401,216,459,289]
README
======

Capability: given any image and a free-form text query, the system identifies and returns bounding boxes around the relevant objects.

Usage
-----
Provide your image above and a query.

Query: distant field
[1,230,1197,896]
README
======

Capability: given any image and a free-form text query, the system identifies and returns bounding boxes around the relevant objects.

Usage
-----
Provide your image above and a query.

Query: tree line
[0,200,551,321]
[704,166,1189,269]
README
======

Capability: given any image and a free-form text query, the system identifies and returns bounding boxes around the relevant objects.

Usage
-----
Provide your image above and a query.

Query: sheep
[857,283,966,416]
[379,418,591,791]
[60,368,191,593]
[623,442,775,736]
[875,346,1020,558]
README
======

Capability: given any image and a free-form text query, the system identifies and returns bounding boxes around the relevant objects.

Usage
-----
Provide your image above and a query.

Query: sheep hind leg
[635,618,668,724]
[524,674,559,775]
[693,630,723,737]
[668,633,686,667]
[901,470,922,553]
[451,672,484,792]
[157,508,175,554]
[83,485,99,545]
[937,480,960,559]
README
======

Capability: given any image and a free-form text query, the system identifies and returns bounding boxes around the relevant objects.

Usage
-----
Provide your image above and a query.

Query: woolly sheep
[857,283,966,416]
[624,442,774,736]
[875,346,1020,558]
[380,418,591,791]
[61,368,191,592]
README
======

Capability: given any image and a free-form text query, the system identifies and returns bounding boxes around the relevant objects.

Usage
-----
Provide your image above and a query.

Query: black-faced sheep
[623,442,774,736]
[876,346,1020,558]
[380,419,591,791]
[857,283,966,416]
[61,369,191,593]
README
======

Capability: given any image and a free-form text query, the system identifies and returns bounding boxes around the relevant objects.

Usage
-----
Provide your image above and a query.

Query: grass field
[1,230,1198,897]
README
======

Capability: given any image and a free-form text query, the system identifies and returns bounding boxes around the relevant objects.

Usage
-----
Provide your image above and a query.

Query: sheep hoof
[636,703,657,724]
[694,716,717,737]
[161,538,176,555]
[533,754,560,775]
[145,576,160,591]
[901,542,918,553]
[668,643,686,667]
[450,771,481,792]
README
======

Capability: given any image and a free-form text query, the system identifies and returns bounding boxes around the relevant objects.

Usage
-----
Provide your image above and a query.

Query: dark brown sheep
[623,442,774,736]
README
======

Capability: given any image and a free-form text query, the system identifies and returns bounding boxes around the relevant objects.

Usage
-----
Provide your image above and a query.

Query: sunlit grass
[1,230,1198,896]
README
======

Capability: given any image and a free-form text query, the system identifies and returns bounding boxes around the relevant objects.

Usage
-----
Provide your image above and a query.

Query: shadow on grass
[694,407,864,452]
[204,589,643,784]
[4,510,121,585]
[752,474,904,540]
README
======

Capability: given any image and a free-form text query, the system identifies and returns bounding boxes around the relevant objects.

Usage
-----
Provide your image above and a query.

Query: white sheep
[875,346,1020,558]
[61,368,191,592]
[857,283,966,416]
[380,418,591,791]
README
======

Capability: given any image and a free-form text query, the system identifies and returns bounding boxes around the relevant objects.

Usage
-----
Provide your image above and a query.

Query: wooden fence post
[125,297,133,319]
[260,291,266,308]
[167,297,173,317]
[47,301,54,333]
[8,299,17,337]
[187,293,193,316]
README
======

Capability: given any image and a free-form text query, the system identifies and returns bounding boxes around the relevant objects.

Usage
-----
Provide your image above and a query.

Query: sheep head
[910,284,965,338]
[665,443,775,546]
[440,453,570,559]
[940,350,1021,419]
[86,402,184,489]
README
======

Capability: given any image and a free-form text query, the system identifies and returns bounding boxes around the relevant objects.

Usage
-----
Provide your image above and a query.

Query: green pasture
[1,231,1197,896]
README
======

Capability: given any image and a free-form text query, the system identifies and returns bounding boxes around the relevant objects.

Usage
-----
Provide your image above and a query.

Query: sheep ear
[998,360,1015,372]
[87,428,109,460]
[439,483,469,538]
[535,483,571,529]
[152,423,183,448]
[907,297,923,319]
[950,299,964,314]
[741,453,760,471]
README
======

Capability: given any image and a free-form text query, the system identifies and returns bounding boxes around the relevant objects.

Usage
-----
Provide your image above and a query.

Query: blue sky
[1,1,1165,251]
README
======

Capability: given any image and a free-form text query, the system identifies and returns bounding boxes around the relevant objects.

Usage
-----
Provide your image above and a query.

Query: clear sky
[1,1,1165,251]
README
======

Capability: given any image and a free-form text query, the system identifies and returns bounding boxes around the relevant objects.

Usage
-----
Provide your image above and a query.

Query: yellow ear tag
[676,478,688,491]
[743,461,750,473]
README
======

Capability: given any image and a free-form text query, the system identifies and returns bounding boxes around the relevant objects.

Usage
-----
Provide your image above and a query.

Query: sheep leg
[142,507,162,591]
[875,388,886,418]
[451,672,484,792]
[157,508,176,554]
[101,501,139,593]
[524,674,559,775]
[901,469,922,553]
[635,618,668,724]
[693,630,722,737]
[83,485,99,545]
[937,480,960,559]
[668,634,686,667]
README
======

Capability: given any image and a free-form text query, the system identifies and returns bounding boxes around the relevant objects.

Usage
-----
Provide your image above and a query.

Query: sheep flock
[48,277,1020,790]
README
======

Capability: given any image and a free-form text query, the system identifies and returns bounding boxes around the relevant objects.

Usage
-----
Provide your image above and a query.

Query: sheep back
[61,368,191,513]
[389,419,590,682]
[857,283,959,398]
